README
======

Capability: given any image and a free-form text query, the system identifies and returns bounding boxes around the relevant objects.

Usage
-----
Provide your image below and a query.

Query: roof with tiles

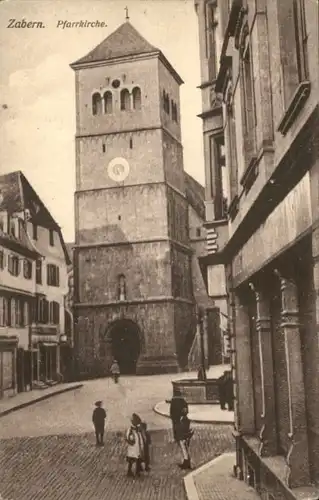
[184,172,205,220]
[71,22,159,66]
[0,171,71,265]
[0,171,59,230]
[70,21,184,84]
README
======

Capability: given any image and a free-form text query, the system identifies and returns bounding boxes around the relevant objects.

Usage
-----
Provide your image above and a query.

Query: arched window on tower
[104,91,113,114]
[118,274,126,301]
[92,93,102,116]
[120,89,130,111]
[132,87,141,110]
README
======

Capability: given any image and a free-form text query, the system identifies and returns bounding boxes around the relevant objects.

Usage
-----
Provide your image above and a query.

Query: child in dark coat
[92,401,107,446]
[176,407,194,469]
[140,421,151,471]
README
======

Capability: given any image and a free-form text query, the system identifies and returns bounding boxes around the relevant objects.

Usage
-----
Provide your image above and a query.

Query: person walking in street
[110,359,120,383]
[169,388,188,441]
[92,401,107,447]
[218,371,227,410]
[125,413,144,477]
[140,421,151,472]
[176,406,194,470]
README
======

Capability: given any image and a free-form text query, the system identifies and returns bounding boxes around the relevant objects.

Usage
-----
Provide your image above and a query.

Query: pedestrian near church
[92,401,107,446]
[176,406,194,470]
[110,359,120,383]
[125,413,144,477]
[169,388,188,441]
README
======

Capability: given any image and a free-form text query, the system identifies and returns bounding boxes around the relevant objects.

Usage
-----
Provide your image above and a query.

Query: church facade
[71,22,217,377]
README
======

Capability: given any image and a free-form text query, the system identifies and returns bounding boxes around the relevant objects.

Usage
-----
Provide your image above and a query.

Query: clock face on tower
[107,157,130,182]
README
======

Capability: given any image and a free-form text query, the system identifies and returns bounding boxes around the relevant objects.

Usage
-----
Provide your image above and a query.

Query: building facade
[71,21,217,378]
[194,0,232,363]
[196,0,319,498]
[0,171,70,396]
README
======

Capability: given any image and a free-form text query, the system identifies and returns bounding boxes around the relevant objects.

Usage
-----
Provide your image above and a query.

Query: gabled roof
[184,172,205,220]
[71,22,159,66]
[0,171,71,265]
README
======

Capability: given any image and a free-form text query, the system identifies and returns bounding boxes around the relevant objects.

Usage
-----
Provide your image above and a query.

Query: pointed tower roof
[70,22,183,84]
[72,22,159,66]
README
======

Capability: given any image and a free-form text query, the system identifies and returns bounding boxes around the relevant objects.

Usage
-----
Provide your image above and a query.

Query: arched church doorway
[107,320,141,375]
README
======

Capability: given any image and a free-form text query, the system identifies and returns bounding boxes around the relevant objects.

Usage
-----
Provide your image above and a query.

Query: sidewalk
[184,453,261,500]
[154,400,234,424]
[0,382,83,418]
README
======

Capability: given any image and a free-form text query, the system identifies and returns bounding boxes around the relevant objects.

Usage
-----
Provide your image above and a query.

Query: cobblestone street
[0,376,234,500]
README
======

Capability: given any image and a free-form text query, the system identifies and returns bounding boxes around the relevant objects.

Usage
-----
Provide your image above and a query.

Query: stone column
[277,271,310,488]
[254,286,278,456]
[233,293,255,434]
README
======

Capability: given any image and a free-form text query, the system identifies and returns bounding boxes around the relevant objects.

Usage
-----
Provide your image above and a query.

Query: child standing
[140,421,151,472]
[110,360,120,383]
[92,401,107,446]
[125,413,144,477]
[176,407,194,470]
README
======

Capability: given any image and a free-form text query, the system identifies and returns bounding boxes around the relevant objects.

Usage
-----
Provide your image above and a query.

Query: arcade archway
[107,319,141,375]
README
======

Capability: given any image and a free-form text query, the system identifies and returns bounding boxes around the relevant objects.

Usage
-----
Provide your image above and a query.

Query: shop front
[31,329,60,384]
[0,336,18,399]
[231,171,319,498]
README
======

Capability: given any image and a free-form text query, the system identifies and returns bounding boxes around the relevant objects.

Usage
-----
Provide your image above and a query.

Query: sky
[0,0,204,243]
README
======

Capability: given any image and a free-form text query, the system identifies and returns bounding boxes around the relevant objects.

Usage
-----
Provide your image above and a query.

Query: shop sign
[32,334,59,344]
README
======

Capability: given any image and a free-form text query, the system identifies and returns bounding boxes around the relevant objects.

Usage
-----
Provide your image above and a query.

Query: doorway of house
[107,319,141,374]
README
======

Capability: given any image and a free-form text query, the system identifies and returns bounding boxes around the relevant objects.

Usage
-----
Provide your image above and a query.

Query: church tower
[71,21,196,376]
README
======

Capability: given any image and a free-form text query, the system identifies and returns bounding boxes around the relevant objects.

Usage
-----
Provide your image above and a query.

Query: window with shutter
[44,300,49,324]
[16,299,23,327]
[4,297,9,326]
[11,298,16,326]
[54,302,60,325]
[47,264,59,286]
[24,259,32,279]
[36,260,42,284]
[24,302,30,326]
[0,249,4,269]
[0,297,4,326]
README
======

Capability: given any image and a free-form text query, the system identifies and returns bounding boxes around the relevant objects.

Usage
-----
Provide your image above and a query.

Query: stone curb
[0,383,83,418]
[153,401,234,425]
[183,452,235,500]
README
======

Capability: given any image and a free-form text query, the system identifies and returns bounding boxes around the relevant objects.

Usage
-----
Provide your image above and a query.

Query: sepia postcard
[0,0,318,499]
